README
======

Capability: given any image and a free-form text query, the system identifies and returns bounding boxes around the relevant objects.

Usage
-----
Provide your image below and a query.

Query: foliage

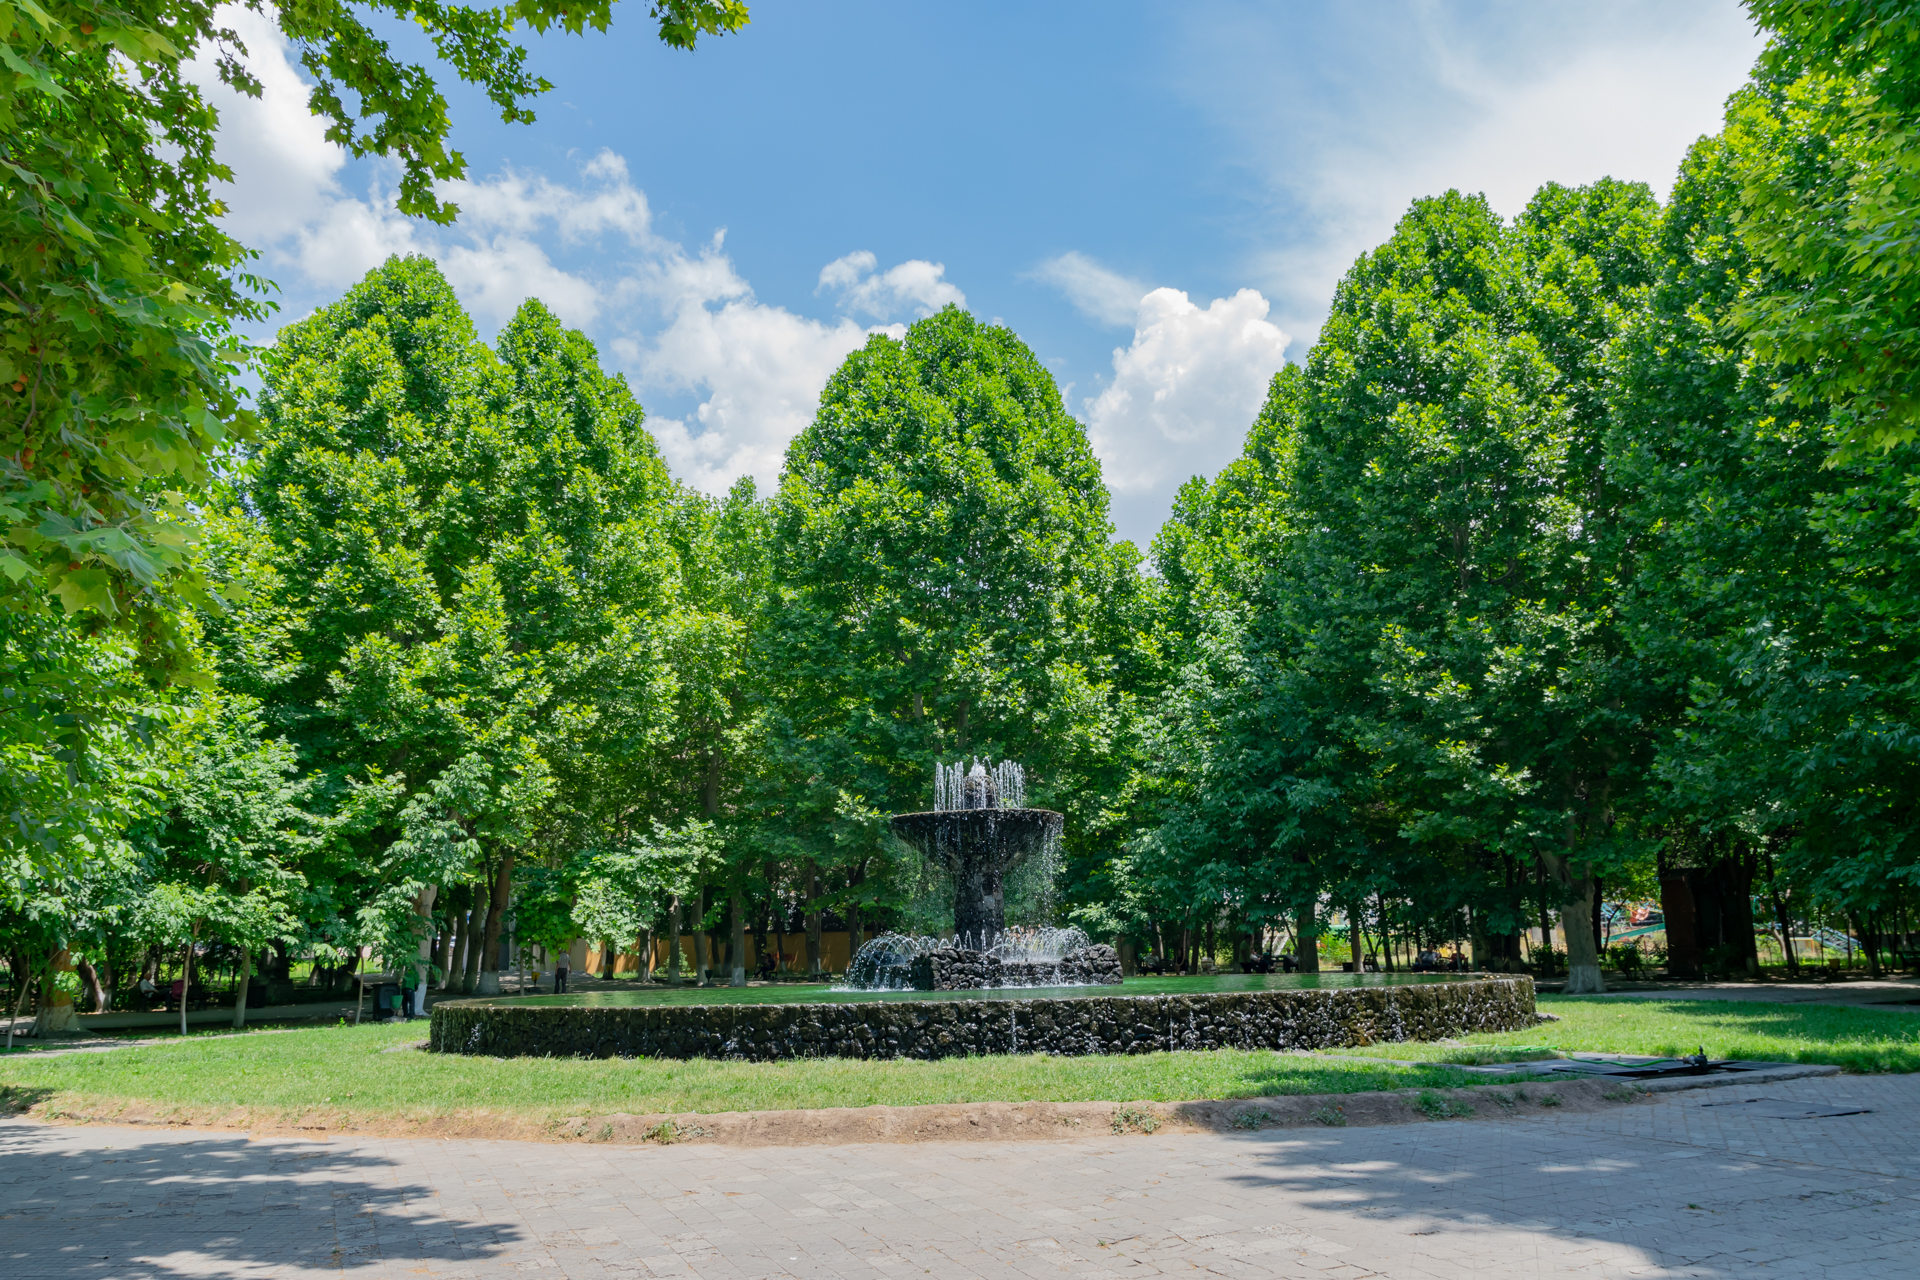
[1,0,747,635]
[1731,1,1920,458]
[569,820,715,955]
[767,307,1144,917]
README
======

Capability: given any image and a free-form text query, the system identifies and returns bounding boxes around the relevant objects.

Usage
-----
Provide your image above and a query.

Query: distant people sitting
[1280,952,1298,973]
[756,951,777,980]
[1413,948,1440,972]
[553,954,570,994]
[1244,952,1276,974]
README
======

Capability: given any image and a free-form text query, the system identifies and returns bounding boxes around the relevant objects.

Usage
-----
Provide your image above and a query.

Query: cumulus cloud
[1028,252,1150,328]
[1173,1,1763,349]
[187,7,932,497]
[1086,288,1289,541]
[818,250,966,320]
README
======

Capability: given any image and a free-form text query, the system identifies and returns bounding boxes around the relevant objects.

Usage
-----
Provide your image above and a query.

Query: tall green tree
[246,256,684,991]
[1730,1,1920,458]
[2,0,748,635]
[767,307,1141,932]
[1611,113,1920,971]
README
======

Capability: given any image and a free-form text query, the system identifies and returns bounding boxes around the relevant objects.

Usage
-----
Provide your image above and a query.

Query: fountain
[430,764,1539,1062]
[844,759,1124,990]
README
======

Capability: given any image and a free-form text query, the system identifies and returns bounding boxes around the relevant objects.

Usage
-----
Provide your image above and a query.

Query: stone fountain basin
[429,973,1537,1061]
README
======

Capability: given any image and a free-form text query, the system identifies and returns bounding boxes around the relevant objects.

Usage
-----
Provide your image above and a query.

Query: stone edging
[430,976,1537,1061]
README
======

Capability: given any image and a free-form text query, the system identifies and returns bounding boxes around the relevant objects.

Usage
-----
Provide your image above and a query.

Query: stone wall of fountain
[431,975,1540,1060]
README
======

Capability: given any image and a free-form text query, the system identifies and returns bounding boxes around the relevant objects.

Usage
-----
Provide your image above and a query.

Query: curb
[1636,1063,1840,1094]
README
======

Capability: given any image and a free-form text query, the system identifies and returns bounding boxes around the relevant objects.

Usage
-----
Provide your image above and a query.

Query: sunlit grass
[1317,996,1920,1074]
[6,993,1911,1128]
[0,1019,1504,1122]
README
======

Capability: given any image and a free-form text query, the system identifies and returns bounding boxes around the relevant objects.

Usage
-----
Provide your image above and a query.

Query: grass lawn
[3,993,1913,1129]
[1318,995,1920,1073]
[0,1019,1505,1126]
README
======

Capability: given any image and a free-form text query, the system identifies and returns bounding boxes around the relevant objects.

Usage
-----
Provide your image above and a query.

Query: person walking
[554,952,570,994]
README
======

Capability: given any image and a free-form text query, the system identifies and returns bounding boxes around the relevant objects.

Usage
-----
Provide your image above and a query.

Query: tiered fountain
[433,760,1537,1061]
[845,759,1124,990]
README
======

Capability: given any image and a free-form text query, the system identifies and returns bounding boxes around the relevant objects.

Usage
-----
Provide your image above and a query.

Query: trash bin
[375,982,404,1020]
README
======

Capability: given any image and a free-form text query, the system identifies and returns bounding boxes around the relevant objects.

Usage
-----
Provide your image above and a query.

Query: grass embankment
[0,1019,1499,1127]
[1318,996,1920,1074]
[3,995,1913,1131]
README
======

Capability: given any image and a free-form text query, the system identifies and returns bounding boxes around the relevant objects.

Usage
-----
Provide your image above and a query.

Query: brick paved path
[3,1073,1914,1278]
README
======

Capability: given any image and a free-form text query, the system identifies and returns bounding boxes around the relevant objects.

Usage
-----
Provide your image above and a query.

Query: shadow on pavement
[0,1125,517,1277]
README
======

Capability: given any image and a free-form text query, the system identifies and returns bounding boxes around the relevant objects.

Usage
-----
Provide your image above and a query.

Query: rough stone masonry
[430,974,1535,1062]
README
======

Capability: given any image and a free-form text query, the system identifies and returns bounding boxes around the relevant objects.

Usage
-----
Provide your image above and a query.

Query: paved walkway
[3,1073,1915,1279]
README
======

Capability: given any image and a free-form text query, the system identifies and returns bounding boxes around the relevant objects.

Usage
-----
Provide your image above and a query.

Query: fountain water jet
[844,760,1123,990]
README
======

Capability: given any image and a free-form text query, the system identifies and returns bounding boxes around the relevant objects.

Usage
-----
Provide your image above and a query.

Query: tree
[1727,1,1920,458]
[569,820,713,979]
[2,0,748,640]
[246,257,689,992]
[1611,112,1920,971]
[768,307,1140,933]
[141,691,315,1026]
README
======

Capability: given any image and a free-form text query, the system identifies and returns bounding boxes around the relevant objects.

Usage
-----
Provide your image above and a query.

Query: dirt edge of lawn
[4,1076,1649,1147]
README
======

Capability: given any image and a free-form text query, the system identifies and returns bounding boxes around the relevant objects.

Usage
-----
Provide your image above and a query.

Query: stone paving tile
[1,1073,1916,1277]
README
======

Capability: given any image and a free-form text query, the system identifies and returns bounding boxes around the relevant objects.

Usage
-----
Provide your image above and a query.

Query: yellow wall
[582,931,874,979]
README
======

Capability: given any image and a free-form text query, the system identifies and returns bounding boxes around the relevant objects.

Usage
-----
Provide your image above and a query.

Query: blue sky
[204,1,1763,547]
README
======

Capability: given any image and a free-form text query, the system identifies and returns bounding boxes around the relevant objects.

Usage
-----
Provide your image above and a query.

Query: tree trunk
[1765,847,1797,975]
[846,903,862,977]
[233,947,253,1029]
[430,905,454,992]
[5,949,45,1051]
[805,864,823,977]
[1295,901,1320,972]
[462,881,489,994]
[1592,875,1605,959]
[179,937,194,1036]
[1535,858,1554,964]
[730,889,747,987]
[74,955,109,1013]
[668,895,683,982]
[478,857,512,996]
[694,886,712,985]
[411,884,437,1015]
[635,927,652,980]
[1542,852,1604,993]
[1854,912,1883,979]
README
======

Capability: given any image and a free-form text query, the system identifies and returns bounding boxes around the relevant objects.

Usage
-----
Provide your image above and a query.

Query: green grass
[0,1018,1506,1122]
[7,993,1913,1128]
[1317,995,1920,1073]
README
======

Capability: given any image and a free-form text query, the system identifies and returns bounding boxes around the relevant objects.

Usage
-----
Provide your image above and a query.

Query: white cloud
[188,7,343,247]
[818,250,966,319]
[188,7,930,498]
[1174,1,1764,350]
[1028,252,1149,328]
[1087,287,1288,540]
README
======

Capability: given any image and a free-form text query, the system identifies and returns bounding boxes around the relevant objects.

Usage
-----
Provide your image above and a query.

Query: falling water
[839,927,1098,992]
[933,759,1025,811]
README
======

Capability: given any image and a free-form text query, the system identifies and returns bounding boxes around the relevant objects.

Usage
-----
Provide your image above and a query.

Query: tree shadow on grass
[0,1124,521,1277]
[1548,997,1920,1073]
